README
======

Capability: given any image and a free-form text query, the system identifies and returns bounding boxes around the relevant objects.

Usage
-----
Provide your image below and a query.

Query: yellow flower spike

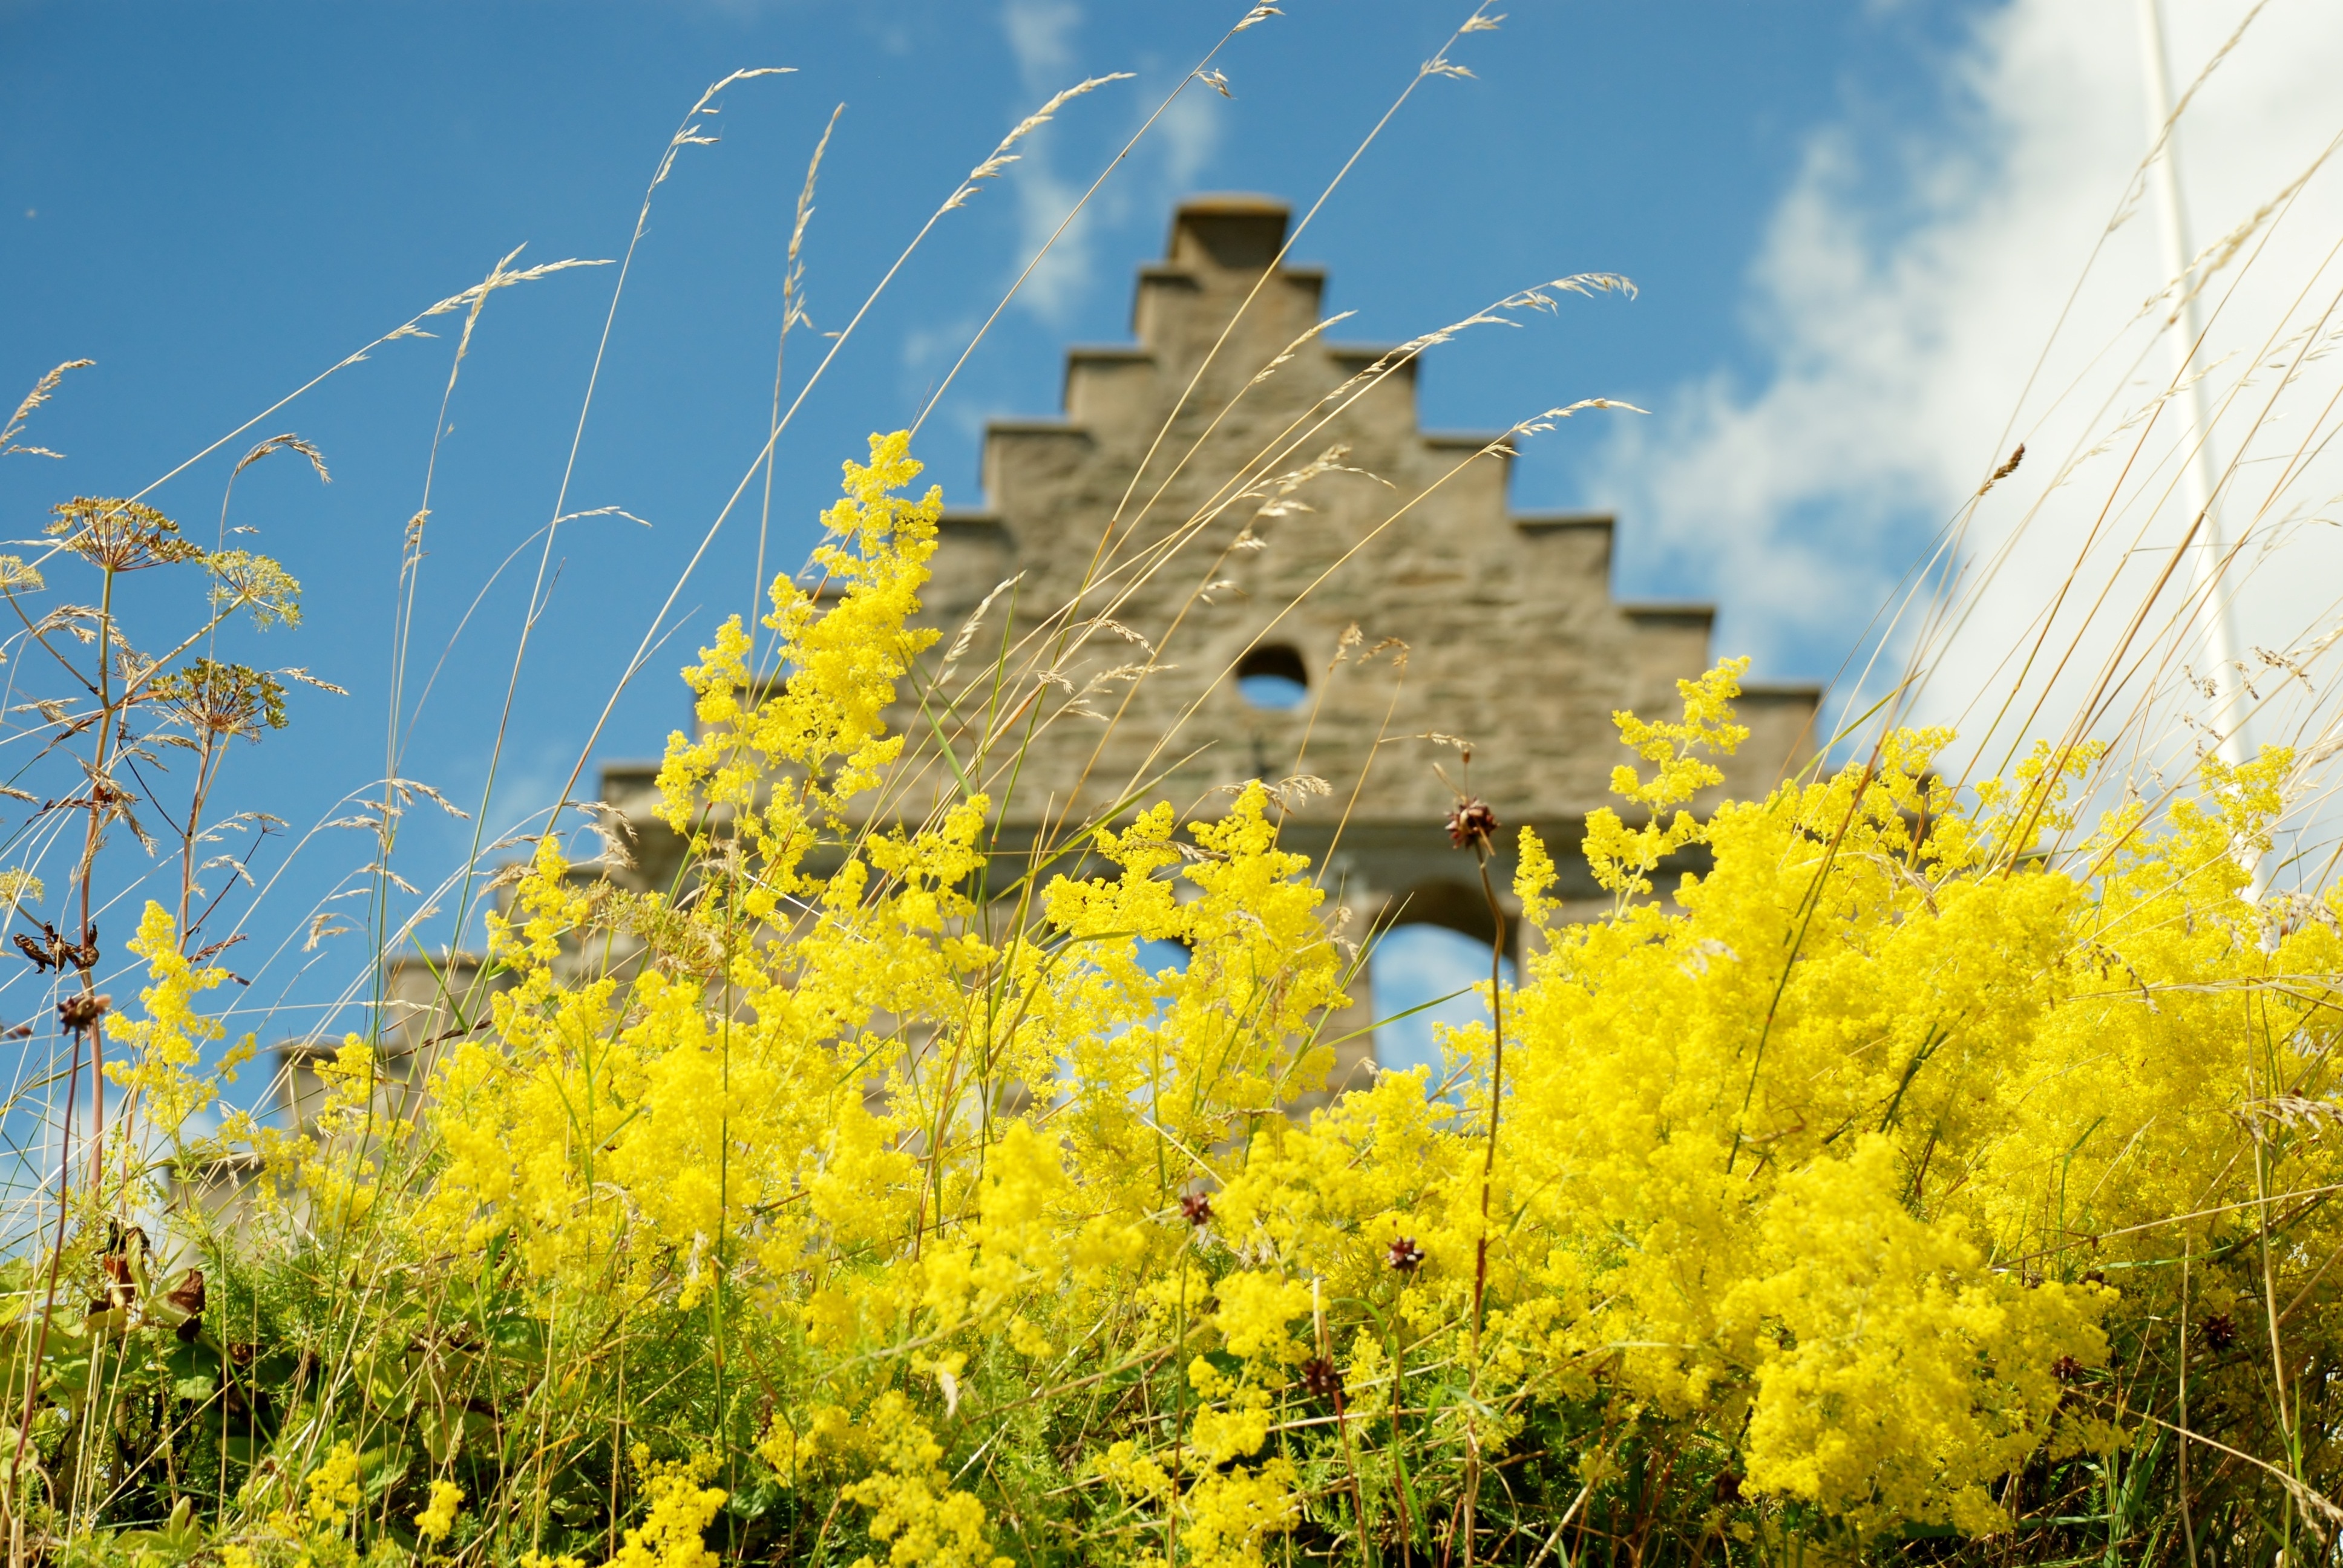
[413,1478,462,1543]
[107,901,230,1135]
[839,1392,1009,1568]
[302,1442,363,1535]
[606,1455,725,1568]
[1581,655,1750,897]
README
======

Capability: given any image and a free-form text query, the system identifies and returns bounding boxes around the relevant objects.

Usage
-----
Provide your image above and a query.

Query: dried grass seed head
[2,358,94,459]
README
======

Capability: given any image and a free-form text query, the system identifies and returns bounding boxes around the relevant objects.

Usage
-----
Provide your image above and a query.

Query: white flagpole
[2136,0,2252,770]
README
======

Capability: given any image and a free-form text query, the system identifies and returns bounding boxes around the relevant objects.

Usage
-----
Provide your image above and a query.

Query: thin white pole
[2137,0,2253,768]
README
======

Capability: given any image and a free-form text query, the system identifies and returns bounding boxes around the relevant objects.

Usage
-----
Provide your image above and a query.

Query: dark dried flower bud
[56,991,111,1038]
[166,1267,206,1318]
[98,1250,137,1310]
[97,1223,143,1305]
[1386,1236,1424,1273]
[2200,1312,2238,1351]
[1446,798,1498,849]
[1299,1356,1343,1401]
[1179,1192,1213,1229]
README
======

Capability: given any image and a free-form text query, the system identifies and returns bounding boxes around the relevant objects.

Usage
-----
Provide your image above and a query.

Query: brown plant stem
[1457,830,1509,1568]
[78,562,119,1198]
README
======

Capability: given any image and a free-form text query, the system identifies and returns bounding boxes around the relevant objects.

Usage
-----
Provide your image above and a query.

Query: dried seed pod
[1446,798,1498,848]
[56,991,111,1037]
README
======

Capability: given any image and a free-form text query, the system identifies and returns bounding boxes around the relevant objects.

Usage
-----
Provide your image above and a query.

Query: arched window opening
[1235,644,1310,710]
[1369,881,1515,1091]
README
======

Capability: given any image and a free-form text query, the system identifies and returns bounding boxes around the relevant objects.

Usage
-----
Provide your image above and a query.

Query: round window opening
[1235,644,1310,711]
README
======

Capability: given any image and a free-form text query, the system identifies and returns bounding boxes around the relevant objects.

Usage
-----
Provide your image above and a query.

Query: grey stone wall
[906,196,1818,1059]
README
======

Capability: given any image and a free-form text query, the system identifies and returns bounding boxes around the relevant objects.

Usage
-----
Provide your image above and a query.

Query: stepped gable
[916,194,1820,857]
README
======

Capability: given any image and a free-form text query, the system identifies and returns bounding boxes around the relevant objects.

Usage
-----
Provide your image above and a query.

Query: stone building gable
[915,194,1820,896]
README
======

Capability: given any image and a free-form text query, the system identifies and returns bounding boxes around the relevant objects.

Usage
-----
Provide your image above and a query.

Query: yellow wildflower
[608,1451,725,1568]
[413,1478,463,1543]
[303,1441,363,1535]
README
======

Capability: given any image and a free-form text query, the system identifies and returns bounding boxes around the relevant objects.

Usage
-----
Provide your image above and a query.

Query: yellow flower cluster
[241,433,2342,1557]
[836,1393,1010,1568]
[413,1480,463,1544]
[304,1440,364,1534]
[607,1452,724,1568]
[107,900,252,1136]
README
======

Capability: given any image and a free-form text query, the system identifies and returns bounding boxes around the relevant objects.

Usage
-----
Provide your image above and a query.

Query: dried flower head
[1386,1235,1425,1273]
[205,550,303,630]
[1447,797,1498,848]
[47,497,206,573]
[156,659,289,741]
[56,991,111,1037]
[1299,1356,1343,1401]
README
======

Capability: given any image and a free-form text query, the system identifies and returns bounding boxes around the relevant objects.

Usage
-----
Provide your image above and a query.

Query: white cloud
[998,0,1094,322]
[1009,154,1095,325]
[1588,0,2343,820]
[1004,0,1080,87]
[1155,86,1221,195]
[992,0,1226,324]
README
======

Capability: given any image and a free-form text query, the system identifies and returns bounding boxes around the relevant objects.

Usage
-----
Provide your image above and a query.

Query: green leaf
[166,1338,223,1403]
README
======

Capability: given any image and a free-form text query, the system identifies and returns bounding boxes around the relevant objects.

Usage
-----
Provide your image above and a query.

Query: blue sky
[7,0,2339,1057]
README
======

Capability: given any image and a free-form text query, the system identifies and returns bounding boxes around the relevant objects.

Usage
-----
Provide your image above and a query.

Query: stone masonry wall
[905,195,1818,933]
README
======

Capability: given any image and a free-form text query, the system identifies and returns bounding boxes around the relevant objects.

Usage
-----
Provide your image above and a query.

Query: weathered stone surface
[915,198,1815,838]
[928,220,1800,823]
